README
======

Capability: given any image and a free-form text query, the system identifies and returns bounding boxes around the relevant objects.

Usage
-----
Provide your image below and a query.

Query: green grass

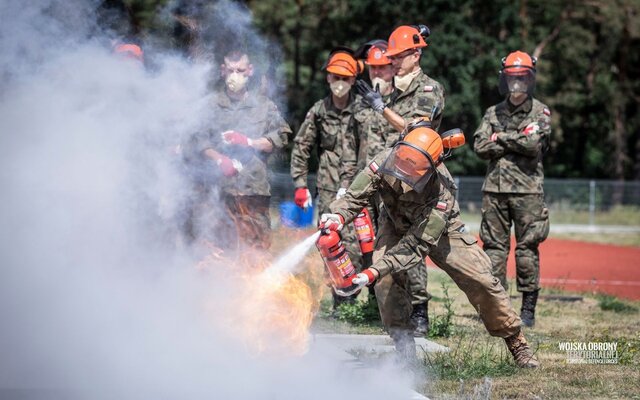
[313,267,640,399]
[424,333,520,380]
[429,282,455,338]
[598,295,639,313]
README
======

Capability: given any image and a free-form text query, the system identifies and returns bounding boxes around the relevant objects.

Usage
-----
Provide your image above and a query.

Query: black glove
[355,80,385,113]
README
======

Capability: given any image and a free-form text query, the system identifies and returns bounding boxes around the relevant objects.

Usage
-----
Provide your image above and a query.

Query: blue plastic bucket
[279,201,314,228]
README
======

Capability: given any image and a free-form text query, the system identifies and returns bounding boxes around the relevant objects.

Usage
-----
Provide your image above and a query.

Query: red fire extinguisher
[316,230,361,296]
[353,208,375,268]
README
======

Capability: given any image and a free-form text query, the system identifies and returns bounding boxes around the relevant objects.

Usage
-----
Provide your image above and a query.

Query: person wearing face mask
[290,47,364,311]
[191,49,292,252]
[356,25,445,133]
[320,122,540,369]
[473,51,551,328]
[355,26,445,336]
[352,40,399,167]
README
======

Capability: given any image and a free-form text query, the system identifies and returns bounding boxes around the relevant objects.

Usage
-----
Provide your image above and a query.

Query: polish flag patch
[424,85,434,92]
[369,161,379,173]
[543,107,551,116]
[436,201,447,210]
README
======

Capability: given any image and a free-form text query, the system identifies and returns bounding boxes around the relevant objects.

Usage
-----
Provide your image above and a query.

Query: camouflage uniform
[390,70,446,131]
[473,97,551,292]
[330,152,522,342]
[193,88,291,250]
[290,93,363,269]
[353,94,399,169]
[387,70,446,307]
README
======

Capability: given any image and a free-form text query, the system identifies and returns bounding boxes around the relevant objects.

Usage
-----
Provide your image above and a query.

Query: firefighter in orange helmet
[291,47,364,311]
[352,40,399,166]
[356,25,445,132]
[473,51,551,327]
[322,122,539,368]
[355,25,445,337]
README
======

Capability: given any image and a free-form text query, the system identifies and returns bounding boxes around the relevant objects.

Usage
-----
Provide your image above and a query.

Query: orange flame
[198,242,319,357]
[231,270,315,356]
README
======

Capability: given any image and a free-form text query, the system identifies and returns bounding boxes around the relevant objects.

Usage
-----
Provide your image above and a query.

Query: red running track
[500,238,639,300]
[427,237,640,300]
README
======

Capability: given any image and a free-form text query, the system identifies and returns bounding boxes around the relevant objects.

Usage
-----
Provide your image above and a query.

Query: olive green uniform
[193,88,291,250]
[473,97,551,292]
[387,70,446,306]
[330,152,522,342]
[290,93,363,269]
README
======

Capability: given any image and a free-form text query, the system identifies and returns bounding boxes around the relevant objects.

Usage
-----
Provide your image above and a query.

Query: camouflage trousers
[318,188,363,270]
[223,194,272,251]
[182,186,272,253]
[378,205,430,307]
[480,193,550,293]
[373,217,521,338]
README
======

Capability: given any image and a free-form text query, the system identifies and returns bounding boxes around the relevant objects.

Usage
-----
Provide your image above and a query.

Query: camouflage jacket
[473,97,551,194]
[389,69,446,131]
[290,93,360,192]
[330,151,465,278]
[194,88,291,196]
[352,93,401,170]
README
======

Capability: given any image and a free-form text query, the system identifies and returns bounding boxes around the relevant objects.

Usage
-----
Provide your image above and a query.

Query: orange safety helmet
[502,50,536,75]
[114,43,144,62]
[380,123,443,193]
[385,25,430,57]
[499,50,536,96]
[366,43,391,66]
[324,47,361,77]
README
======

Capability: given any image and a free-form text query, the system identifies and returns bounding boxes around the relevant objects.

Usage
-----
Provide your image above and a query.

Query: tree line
[101,0,640,180]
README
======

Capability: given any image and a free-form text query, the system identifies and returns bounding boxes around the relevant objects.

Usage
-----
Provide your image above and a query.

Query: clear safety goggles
[498,68,536,96]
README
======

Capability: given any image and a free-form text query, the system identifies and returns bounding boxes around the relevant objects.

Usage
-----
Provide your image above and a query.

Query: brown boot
[504,329,540,368]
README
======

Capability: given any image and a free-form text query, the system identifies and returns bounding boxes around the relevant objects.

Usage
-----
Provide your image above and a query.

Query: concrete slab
[311,333,450,356]
[307,333,441,400]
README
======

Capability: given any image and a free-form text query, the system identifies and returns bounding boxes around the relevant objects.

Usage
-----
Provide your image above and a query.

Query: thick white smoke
[0,1,419,399]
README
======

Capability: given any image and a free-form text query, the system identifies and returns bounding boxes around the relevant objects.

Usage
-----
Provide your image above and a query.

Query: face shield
[498,67,536,97]
[379,141,437,193]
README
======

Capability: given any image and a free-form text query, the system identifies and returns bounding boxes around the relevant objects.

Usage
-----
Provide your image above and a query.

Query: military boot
[504,329,540,368]
[520,290,539,328]
[410,303,429,337]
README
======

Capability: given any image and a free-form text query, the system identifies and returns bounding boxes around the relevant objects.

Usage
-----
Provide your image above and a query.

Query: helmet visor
[499,69,536,96]
[379,142,436,193]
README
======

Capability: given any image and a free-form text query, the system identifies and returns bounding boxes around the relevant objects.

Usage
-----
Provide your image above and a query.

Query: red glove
[294,187,312,209]
[222,130,252,147]
[216,155,242,177]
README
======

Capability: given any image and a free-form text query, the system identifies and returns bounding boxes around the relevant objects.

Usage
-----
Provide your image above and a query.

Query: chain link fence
[270,171,640,228]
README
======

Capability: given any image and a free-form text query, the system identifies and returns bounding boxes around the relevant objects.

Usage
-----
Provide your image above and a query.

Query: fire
[233,269,314,356]
[198,241,318,358]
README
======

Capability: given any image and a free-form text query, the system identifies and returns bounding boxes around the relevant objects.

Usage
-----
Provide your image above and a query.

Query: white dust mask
[226,72,248,93]
[330,80,352,97]
[394,68,421,92]
[371,77,392,95]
